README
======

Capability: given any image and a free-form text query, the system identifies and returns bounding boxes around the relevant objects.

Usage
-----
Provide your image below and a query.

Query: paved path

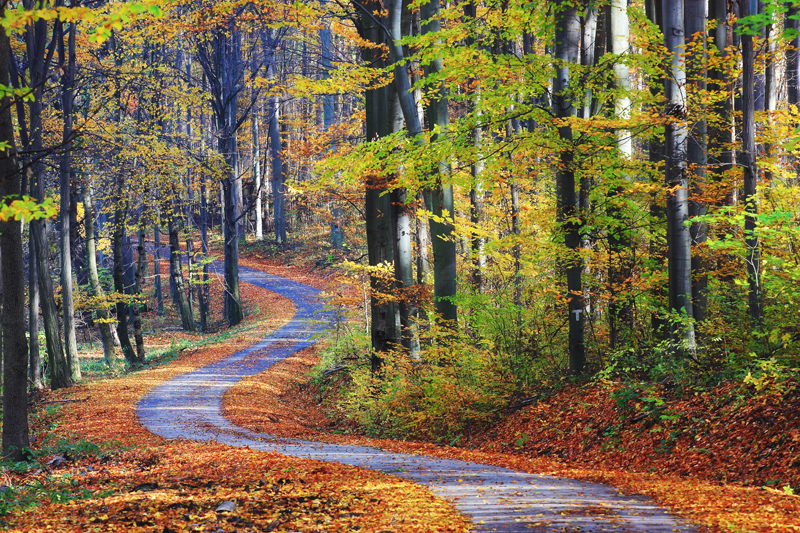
[137,264,696,532]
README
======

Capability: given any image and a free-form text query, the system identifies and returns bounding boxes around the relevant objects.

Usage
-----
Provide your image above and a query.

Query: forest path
[137,263,696,533]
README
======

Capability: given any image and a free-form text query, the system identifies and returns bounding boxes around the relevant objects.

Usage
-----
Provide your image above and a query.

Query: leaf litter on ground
[10,254,469,533]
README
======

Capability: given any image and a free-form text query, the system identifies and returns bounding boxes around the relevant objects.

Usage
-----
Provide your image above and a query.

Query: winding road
[137,264,696,532]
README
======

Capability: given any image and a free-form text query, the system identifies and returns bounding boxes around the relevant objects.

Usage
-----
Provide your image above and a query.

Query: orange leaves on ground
[9,442,467,533]
[223,335,800,533]
[16,266,467,533]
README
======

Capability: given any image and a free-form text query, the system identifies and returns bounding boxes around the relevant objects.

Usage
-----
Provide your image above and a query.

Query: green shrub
[337,334,516,444]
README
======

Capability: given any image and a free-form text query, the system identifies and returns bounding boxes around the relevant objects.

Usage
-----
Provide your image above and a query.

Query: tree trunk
[59,21,80,381]
[253,111,263,241]
[28,226,41,388]
[740,0,764,330]
[154,220,164,316]
[416,193,432,285]
[269,93,286,244]
[608,0,633,349]
[25,9,71,388]
[393,187,417,354]
[113,173,136,366]
[168,212,195,332]
[359,0,398,367]
[82,184,116,365]
[217,31,244,326]
[199,173,210,333]
[129,228,145,363]
[647,0,668,338]
[320,17,343,249]
[554,0,584,374]
[0,20,30,460]
[787,2,800,107]
[685,0,708,334]
[417,0,457,327]
[663,0,696,354]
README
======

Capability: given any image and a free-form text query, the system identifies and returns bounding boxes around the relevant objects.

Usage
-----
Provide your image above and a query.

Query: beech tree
[0,6,29,460]
[662,0,696,354]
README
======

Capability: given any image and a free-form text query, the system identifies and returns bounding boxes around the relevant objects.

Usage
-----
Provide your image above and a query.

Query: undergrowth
[315,325,516,445]
[0,437,119,518]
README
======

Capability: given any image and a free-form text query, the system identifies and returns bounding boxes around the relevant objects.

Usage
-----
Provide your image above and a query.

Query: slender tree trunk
[168,212,195,332]
[217,31,244,326]
[359,0,398,367]
[82,184,116,365]
[253,111,263,241]
[154,220,164,316]
[269,93,286,243]
[185,212,195,322]
[510,177,522,308]
[787,3,800,107]
[320,17,343,249]
[59,22,80,381]
[685,0,708,333]
[554,0,584,374]
[419,0,457,326]
[26,11,70,387]
[199,174,210,333]
[416,193,432,285]
[740,0,764,330]
[32,221,71,388]
[393,187,416,353]
[464,2,485,296]
[129,228,145,363]
[113,172,136,366]
[1,20,30,459]
[608,0,633,349]
[469,158,485,294]
[646,0,668,338]
[663,0,697,354]
[28,212,41,388]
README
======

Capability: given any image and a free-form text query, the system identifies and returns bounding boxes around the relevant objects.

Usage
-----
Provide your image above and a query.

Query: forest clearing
[1,0,800,530]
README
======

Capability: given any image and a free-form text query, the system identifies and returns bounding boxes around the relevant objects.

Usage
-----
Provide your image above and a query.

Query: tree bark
[554,0,584,374]
[663,0,697,354]
[0,18,30,460]
[168,211,195,332]
[113,171,136,366]
[269,92,286,244]
[685,0,708,333]
[28,225,41,388]
[59,21,80,381]
[418,0,457,327]
[154,219,164,316]
[253,111,263,241]
[359,0,398,367]
[740,0,764,330]
[787,2,800,107]
[608,0,633,349]
[129,228,145,363]
[25,6,71,387]
[82,184,116,365]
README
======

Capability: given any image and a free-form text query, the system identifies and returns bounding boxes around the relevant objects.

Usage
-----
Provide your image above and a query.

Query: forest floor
[3,243,468,532]
[221,242,800,533]
[4,237,799,532]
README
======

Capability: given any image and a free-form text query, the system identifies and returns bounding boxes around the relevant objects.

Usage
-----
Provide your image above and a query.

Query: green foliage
[0,438,116,518]
[325,326,515,444]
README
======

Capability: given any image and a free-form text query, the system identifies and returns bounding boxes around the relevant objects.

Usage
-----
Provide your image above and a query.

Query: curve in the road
[137,264,696,533]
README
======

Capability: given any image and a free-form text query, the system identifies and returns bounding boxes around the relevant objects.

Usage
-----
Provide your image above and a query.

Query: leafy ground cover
[224,343,800,533]
[222,245,800,533]
[4,254,469,532]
